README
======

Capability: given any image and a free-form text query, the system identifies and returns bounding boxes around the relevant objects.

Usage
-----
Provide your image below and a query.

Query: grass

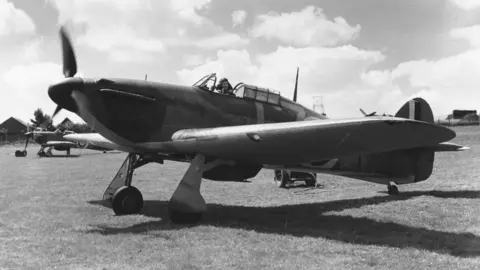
[0,126,480,269]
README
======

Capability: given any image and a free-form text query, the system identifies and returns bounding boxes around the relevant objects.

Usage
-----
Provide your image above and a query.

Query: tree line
[30,108,95,133]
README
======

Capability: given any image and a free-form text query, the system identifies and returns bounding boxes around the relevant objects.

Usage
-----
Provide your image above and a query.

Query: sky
[1,0,480,125]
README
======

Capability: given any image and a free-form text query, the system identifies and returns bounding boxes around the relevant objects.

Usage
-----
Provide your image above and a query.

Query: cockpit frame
[193,73,282,106]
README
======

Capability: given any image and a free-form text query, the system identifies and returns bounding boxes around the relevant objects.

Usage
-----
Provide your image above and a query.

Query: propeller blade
[60,26,77,78]
[52,105,62,119]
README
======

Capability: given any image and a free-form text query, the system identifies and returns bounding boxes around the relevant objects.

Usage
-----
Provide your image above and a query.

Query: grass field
[1,126,480,269]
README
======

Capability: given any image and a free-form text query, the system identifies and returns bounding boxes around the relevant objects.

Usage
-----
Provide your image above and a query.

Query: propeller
[52,26,78,119]
[360,108,377,117]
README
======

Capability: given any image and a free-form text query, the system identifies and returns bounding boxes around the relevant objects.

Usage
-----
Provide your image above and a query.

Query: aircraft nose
[48,77,84,113]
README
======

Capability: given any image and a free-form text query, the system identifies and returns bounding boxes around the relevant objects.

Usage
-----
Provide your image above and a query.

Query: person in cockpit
[216,77,235,96]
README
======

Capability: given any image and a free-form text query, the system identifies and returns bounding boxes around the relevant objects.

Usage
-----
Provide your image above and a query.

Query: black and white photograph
[0,0,479,269]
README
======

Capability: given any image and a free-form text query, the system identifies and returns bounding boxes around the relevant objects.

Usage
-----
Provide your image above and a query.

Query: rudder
[395,97,434,123]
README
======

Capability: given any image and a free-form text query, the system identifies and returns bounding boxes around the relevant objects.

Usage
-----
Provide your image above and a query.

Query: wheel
[15,150,27,157]
[37,151,46,157]
[112,186,144,215]
[305,173,317,187]
[274,170,290,188]
[169,210,203,224]
[387,184,399,195]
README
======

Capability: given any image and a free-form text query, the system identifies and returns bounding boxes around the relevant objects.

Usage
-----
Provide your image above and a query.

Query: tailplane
[321,98,466,185]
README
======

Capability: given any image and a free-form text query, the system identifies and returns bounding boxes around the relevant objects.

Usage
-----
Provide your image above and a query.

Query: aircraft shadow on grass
[88,190,480,257]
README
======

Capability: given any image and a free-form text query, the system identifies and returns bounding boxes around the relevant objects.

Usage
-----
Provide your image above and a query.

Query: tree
[57,121,95,133]
[30,108,54,131]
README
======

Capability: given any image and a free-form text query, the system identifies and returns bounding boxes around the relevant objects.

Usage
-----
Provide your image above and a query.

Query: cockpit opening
[192,73,281,106]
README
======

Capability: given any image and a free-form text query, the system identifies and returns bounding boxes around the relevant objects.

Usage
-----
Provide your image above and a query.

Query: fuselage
[49,77,327,152]
[32,132,66,145]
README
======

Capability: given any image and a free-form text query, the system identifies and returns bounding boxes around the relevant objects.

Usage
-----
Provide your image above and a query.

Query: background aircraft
[15,128,111,157]
[47,27,467,224]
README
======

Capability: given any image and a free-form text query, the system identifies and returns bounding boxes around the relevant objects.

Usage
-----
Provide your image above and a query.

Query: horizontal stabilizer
[427,142,469,152]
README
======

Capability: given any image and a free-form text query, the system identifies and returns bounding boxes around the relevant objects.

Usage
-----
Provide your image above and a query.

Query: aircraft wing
[63,133,124,152]
[43,141,78,148]
[137,117,458,165]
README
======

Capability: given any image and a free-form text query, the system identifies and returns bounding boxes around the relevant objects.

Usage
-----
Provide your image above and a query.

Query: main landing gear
[37,146,53,157]
[274,170,317,188]
[103,153,221,224]
[387,182,399,195]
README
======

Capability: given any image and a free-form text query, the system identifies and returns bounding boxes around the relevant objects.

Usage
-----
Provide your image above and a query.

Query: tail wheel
[274,170,290,188]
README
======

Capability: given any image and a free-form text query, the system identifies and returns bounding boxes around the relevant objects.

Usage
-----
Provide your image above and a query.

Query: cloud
[46,0,247,62]
[1,62,84,123]
[0,0,36,37]
[170,0,211,24]
[450,25,480,48]
[183,54,210,67]
[177,36,480,119]
[21,38,44,61]
[249,6,361,47]
[176,46,390,117]
[449,0,480,10]
[232,10,247,27]
[361,37,480,117]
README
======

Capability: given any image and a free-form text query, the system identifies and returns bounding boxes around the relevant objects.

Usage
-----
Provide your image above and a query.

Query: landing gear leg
[103,154,156,215]
[387,181,399,195]
[46,147,53,157]
[274,170,291,188]
[66,148,71,156]
[168,154,209,224]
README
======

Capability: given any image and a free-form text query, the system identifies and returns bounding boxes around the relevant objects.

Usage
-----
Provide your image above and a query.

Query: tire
[305,173,317,187]
[15,150,27,157]
[112,186,144,215]
[387,185,399,195]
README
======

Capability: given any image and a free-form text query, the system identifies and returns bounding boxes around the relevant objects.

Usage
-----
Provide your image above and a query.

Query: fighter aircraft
[14,128,111,157]
[47,26,468,224]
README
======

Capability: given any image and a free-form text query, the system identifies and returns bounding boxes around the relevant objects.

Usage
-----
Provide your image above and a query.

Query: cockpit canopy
[192,73,281,106]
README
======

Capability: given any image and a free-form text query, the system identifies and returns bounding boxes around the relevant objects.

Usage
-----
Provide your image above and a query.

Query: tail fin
[395,97,434,123]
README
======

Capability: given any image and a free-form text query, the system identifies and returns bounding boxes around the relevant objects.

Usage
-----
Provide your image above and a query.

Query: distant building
[438,109,479,126]
[0,117,29,144]
[58,117,74,128]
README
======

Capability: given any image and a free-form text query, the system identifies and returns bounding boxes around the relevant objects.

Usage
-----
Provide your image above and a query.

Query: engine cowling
[202,163,262,181]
